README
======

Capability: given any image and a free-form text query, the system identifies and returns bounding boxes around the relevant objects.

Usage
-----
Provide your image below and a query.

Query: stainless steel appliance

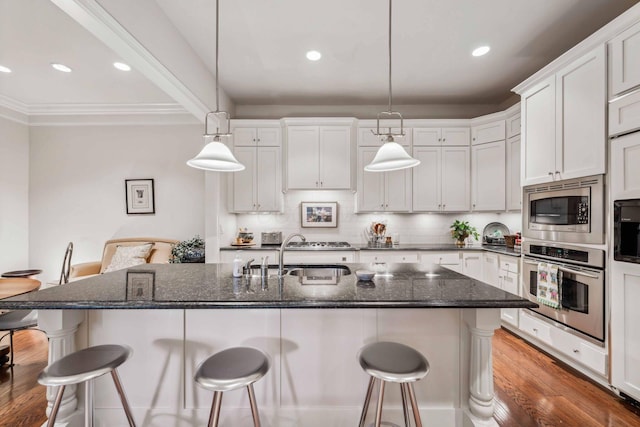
[522,240,605,344]
[261,231,282,245]
[614,199,640,264]
[523,174,604,244]
[286,241,351,249]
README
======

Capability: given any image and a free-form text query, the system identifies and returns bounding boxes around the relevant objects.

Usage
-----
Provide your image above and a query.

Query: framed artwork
[126,270,155,301]
[125,179,155,214]
[301,202,338,228]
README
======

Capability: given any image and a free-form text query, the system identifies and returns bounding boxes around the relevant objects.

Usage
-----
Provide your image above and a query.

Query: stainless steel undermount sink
[286,265,351,285]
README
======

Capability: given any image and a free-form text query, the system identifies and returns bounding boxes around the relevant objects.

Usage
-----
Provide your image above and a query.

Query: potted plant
[450,220,479,247]
[170,236,205,263]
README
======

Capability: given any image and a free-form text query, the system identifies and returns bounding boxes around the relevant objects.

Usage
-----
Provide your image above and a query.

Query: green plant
[170,236,205,263]
[450,220,479,242]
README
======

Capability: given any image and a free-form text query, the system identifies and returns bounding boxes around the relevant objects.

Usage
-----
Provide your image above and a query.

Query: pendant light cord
[387,0,392,113]
[215,0,220,112]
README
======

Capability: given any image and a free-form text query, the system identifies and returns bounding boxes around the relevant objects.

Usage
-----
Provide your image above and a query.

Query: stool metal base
[358,377,423,427]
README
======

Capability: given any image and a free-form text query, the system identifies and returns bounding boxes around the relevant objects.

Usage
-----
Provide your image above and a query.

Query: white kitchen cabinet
[230,146,282,212]
[521,45,606,185]
[471,120,505,145]
[412,127,470,146]
[611,261,640,401]
[483,252,520,326]
[286,125,353,190]
[499,272,520,327]
[420,252,461,273]
[283,251,355,264]
[471,140,506,211]
[482,252,500,288]
[609,89,640,137]
[609,20,640,97]
[462,252,483,281]
[506,135,522,211]
[550,324,607,376]
[611,131,640,200]
[519,310,552,345]
[358,126,412,147]
[357,146,411,212]
[413,146,470,212]
[232,127,281,146]
[506,113,521,138]
[359,251,419,264]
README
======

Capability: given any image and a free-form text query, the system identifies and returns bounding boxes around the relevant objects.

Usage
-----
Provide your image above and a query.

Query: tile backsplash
[229,190,521,246]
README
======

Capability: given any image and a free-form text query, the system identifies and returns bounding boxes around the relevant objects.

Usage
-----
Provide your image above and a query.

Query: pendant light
[365,0,420,172]
[187,0,244,172]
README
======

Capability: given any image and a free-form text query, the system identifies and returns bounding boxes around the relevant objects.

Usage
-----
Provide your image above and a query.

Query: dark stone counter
[0,263,536,311]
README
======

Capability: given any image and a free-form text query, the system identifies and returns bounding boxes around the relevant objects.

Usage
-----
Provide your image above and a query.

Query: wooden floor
[0,328,639,426]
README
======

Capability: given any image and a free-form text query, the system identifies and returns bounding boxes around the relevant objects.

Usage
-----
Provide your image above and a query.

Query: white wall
[29,123,206,283]
[233,190,521,246]
[0,116,30,272]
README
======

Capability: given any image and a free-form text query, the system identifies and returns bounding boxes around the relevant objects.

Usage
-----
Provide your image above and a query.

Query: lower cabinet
[359,251,419,264]
[482,252,520,327]
[420,251,462,273]
[284,251,355,264]
[461,252,483,281]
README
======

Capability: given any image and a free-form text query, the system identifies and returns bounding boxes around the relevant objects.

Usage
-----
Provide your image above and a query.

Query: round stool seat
[195,347,270,392]
[358,341,429,383]
[38,344,132,387]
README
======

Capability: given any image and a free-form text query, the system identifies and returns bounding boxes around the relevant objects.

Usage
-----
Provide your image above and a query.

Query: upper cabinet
[471,120,505,145]
[506,134,522,211]
[610,20,640,97]
[520,45,606,185]
[413,127,470,146]
[285,119,356,191]
[471,139,506,211]
[229,122,283,213]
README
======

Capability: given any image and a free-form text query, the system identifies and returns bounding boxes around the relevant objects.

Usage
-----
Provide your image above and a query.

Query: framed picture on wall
[125,179,155,214]
[300,201,338,228]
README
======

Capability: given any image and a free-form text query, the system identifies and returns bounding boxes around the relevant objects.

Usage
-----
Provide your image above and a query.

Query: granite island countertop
[0,263,536,311]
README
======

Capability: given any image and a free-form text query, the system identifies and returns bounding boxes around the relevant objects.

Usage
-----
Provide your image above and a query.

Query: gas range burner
[286,241,351,249]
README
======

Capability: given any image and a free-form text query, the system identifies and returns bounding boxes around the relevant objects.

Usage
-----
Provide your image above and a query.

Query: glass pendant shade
[364,138,421,172]
[187,136,245,172]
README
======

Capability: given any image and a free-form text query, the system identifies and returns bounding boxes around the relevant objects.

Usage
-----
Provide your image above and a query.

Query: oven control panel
[529,244,589,263]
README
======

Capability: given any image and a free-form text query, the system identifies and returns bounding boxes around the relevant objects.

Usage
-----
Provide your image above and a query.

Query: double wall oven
[522,174,606,345]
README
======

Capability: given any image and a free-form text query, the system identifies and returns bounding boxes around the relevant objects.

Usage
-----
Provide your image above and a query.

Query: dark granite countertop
[0,263,536,311]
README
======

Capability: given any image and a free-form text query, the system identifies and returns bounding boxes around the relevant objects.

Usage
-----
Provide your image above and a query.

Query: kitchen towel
[537,262,560,309]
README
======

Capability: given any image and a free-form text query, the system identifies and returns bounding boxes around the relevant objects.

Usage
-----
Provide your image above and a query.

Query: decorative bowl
[355,270,375,281]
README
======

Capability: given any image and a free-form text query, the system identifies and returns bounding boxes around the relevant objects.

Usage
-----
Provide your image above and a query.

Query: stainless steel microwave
[523,174,604,245]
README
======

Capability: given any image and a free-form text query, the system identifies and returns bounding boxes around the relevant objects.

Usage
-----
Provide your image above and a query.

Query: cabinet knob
[442,138,446,142]
[257,138,261,142]
[533,328,538,333]
[548,172,554,177]
[438,138,442,142]
[385,204,389,207]
[472,137,476,141]
[320,181,323,186]
[316,181,319,187]
[573,349,580,354]
[442,204,446,208]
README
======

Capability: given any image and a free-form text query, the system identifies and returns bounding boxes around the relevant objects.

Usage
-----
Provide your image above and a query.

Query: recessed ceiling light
[472,46,491,57]
[113,62,131,71]
[0,65,11,73]
[306,50,322,61]
[51,63,72,73]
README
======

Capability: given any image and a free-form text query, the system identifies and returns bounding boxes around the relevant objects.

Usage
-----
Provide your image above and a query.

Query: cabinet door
[471,120,505,145]
[233,128,258,146]
[230,147,256,212]
[287,126,320,189]
[257,128,281,146]
[319,127,352,189]
[506,135,522,211]
[256,147,282,212]
[506,113,521,138]
[441,146,470,212]
[482,252,500,288]
[360,251,419,263]
[357,148,386,212]
[522,76,556,185]
[611,131,640,200]
[609,89,640,137]
[384,167,412,212]
[358,127,384,147]
[610,21,640,96]
[442,127,470,146]
[412,128,442,146]
[462,252,483,281]
[555,45,606,181]
[412,147,441,211]
[471,141,506,211]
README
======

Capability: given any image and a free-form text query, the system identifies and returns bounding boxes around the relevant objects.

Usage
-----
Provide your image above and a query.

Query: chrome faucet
[243,258,255,279]
[279,233,306,277]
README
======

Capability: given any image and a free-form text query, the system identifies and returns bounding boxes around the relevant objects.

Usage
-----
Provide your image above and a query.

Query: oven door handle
[523,259,600,278]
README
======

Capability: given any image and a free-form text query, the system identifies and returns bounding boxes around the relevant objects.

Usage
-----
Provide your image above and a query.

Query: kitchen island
[0,263,535,427]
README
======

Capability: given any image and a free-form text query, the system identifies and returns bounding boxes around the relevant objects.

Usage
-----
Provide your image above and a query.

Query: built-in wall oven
[523,174,604,245]
[522,240,605,345]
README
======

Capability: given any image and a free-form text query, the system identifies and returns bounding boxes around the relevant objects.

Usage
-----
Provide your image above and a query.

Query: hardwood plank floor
[0,328,639,426]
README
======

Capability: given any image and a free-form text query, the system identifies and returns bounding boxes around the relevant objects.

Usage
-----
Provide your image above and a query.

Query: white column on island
[463,308,501,427]
[38,309,86,426]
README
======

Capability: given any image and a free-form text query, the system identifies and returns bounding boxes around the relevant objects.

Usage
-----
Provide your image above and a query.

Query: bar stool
[357,341,430,427]
[38,344,136,427]
[194,347,270,427]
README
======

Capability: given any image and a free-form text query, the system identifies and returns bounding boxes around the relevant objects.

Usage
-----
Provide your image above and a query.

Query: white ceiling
[0,0,638,113]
